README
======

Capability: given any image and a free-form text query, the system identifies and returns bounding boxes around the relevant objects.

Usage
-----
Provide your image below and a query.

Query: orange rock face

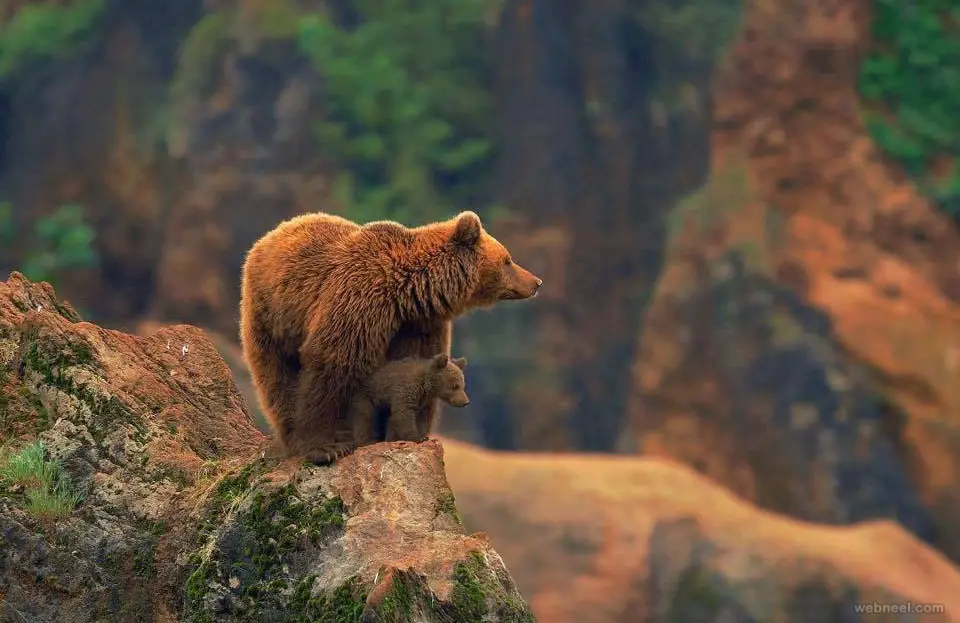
[632,0,960,563]
[443,438,960,623]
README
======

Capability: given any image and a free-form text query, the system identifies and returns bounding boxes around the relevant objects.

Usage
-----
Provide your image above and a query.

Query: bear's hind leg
[241,317,300,449]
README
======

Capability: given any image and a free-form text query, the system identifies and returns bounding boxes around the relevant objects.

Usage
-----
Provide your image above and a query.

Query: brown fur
[351,354,469,445]
[239,210,541,463]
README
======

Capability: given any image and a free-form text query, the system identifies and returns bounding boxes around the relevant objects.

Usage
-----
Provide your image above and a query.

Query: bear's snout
[503,262,542,300]
[531,277,543,297]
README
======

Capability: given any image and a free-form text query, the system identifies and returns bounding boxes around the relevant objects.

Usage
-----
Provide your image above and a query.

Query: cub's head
[450,211,543,309]
[427,353,470,408]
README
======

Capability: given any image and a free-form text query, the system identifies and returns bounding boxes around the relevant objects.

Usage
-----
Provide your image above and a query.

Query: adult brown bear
[239,210,541,463]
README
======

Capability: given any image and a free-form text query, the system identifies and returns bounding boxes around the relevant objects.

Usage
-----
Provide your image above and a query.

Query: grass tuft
[0,440,84,519]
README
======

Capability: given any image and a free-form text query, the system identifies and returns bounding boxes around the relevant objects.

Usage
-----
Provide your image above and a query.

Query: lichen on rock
[0,272,533,622]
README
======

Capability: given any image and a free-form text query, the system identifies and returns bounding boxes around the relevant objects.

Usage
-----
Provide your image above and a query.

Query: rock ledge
[0,272,533,623]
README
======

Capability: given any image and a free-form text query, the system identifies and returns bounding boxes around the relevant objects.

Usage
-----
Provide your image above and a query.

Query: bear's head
[427,353,470,408]
[450,211,543,309]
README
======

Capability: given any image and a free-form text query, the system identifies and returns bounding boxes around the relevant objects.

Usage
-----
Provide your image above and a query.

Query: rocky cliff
[0,273,533,622]
[632,0,960,567]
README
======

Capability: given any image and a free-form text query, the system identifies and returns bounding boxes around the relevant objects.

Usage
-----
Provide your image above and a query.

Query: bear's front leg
[294,306,400,464]
[292,361,357,464]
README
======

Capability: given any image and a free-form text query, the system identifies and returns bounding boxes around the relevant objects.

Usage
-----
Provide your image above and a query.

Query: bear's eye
[504,257,512,266]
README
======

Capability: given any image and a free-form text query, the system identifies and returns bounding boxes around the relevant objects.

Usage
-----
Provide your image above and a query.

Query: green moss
[184,475,352,621]
[85,394,141,444]
[287,574,367,623]
[666,565,725,620]
[24,336,94,385]
[182,464,268,618]
[214,463,259,500]
[20,333,149,445]
[52,300,81,322]
[149,463,191,489]
[193,461,266,541]
[377,572,415,622]
[184,556,217,611]
[435,489,462,525]
[451,556,487,621]
[0,364,15,432]
[665,160,752,239]
[133,537,159,578]
[240,487,346,579]
[448,551,535,623]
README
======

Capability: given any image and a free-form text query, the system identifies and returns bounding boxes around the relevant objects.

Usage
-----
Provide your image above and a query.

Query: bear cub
[351,353,470,446]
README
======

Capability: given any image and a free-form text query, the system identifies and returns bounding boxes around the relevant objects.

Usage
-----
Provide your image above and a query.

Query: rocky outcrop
[632,0,960,564]
[442,438,960,623]
[0,273,533,622]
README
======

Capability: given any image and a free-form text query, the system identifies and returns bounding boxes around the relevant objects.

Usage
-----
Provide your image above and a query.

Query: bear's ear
[451,357,467,370]
[432,353,449,369]
[451,211,482,247]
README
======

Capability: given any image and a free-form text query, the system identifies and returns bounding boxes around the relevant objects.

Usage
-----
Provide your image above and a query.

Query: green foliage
[0,441,84,520]
[629,0,741,123]
[297,1,497,225]
[0,0,106,78]
[171,13,232,102]
[632,0,741,65]
[0,202,98,286]
[859,0,960,216]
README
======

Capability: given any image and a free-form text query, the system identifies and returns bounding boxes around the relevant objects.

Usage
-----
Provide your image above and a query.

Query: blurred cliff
[2,0,960,619]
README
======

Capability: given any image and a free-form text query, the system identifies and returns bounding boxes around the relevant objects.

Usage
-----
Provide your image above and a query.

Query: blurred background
[2,0,960,620]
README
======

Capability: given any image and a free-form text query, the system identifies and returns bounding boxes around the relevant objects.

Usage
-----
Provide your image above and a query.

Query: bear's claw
[305,442,356,465]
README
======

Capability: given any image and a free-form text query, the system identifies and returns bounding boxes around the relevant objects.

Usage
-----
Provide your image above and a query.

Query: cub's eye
[504,257,512,266]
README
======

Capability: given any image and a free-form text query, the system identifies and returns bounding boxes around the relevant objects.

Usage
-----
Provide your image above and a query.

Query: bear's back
[242,212,363,339]
[257,213,359,257]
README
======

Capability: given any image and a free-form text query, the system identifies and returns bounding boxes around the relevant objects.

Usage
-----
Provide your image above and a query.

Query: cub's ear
[451,357,467,370]
[451,211,482,247]
[432,353,449,369]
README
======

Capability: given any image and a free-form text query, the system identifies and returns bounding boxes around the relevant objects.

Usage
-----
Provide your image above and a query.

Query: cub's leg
[385,402,424,442]
[349,394,379,447]
[387,318,451,438]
